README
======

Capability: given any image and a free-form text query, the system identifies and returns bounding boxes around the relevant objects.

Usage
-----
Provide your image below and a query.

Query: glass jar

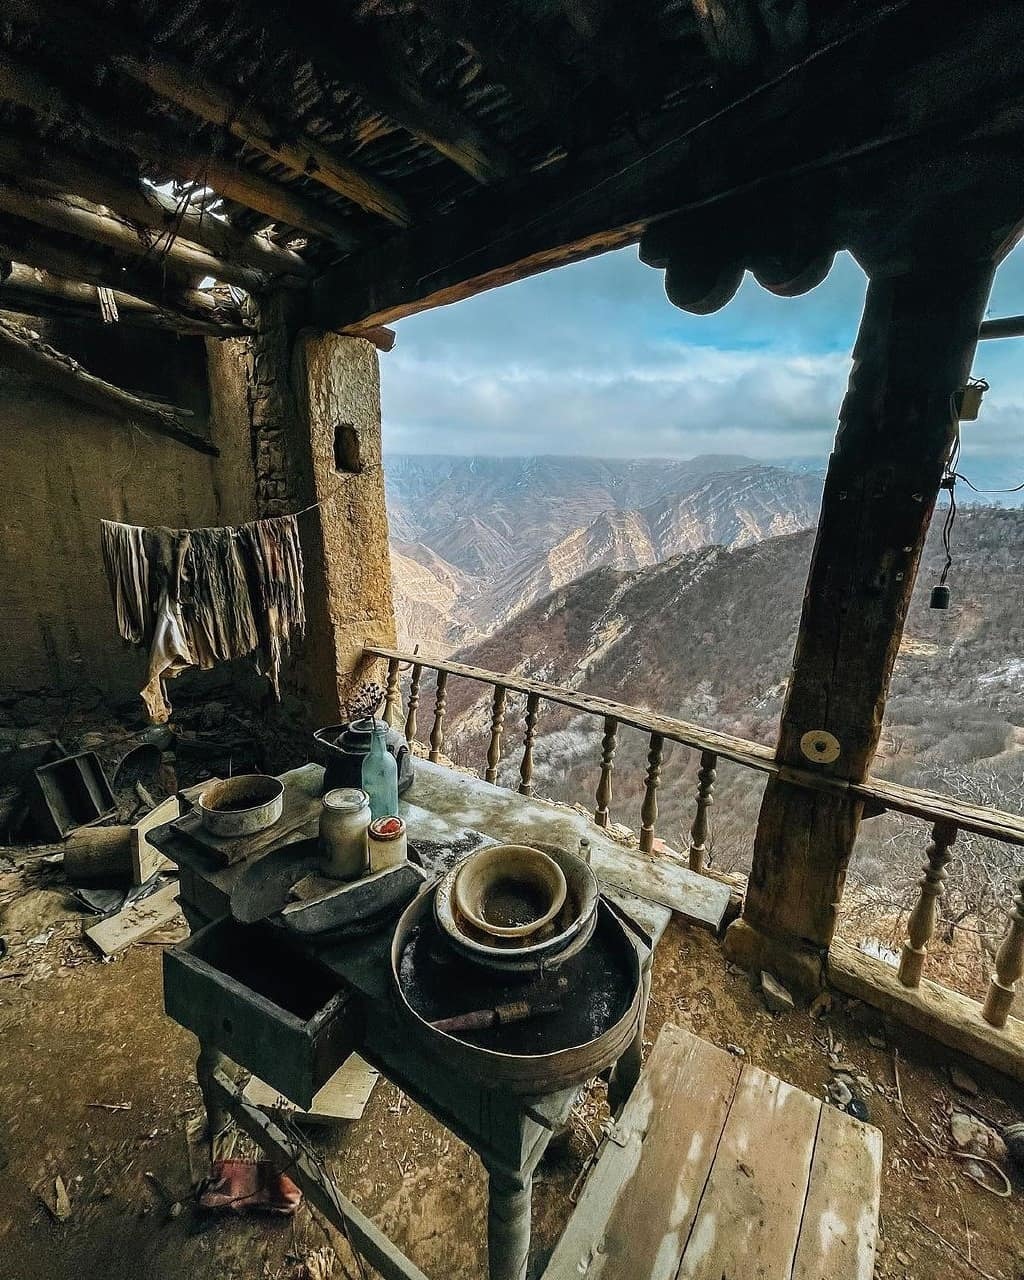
[319,787,370,880]
[368,815,408,873]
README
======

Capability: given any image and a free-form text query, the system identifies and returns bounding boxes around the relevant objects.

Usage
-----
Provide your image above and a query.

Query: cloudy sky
[379,243,1024,491]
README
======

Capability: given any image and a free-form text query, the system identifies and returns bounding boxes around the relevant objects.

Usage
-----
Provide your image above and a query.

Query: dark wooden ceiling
[0,0,1020,341]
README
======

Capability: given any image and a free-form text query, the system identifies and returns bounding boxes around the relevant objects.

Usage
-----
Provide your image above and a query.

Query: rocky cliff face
[386,454,823,652]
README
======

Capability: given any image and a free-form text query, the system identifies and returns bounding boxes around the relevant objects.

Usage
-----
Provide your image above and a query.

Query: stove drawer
[164,917,361,1109]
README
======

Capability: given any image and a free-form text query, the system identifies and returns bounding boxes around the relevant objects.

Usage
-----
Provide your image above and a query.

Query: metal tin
[368,815,408,872]
[196,774,284,838]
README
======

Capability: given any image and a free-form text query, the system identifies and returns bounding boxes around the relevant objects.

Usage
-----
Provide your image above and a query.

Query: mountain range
[430,505,1024,883]
[385,454,824,652]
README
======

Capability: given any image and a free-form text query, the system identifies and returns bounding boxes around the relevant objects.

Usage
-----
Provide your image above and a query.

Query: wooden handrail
[367,645,1024,848]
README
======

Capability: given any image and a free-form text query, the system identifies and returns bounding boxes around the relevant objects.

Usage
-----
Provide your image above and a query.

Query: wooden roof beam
[414,0,586,139]
[0,221,248,335]
[0,182,268,294]
[6,0,411,228]
[0,129,311,284]
[979,314,1024,340]
[0,312,217,455]
[312,0,1024,330]
[0,52,361,251]
[0,263,243,337]
[242,0,516,185]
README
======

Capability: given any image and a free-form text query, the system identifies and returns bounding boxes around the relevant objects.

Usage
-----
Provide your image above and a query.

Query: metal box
[164,917,361,1109]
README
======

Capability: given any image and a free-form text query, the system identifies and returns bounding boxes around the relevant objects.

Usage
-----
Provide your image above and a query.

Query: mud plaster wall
[0,322,257,706]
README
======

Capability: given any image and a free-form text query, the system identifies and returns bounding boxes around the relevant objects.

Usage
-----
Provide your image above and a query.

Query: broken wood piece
[63,825,133,885]
[85,880,181,956]
[243,1055,379,1126]
[130,795,178,884]
[0,315,216,455]
[48,1175,71,1222]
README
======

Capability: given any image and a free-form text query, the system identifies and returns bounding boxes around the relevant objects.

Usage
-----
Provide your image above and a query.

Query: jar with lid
[368,815,408,872]
[319,787,370,880]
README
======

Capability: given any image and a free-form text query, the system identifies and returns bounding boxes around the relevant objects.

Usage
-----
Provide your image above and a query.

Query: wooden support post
[404,662,422,743]
[983,878,1024,1027]
[485,1166,533,1280]
[486,684,507,784]
[898,821,958,988]
[689,750,718,873]
[519,692,540,797]
[429,671,448,763]
[639,732,664,854]
[724,257,997,991]
[594,715,617,828]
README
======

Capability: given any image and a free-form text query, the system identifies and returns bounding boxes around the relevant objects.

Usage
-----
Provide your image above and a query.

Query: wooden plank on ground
[792,1105,882,1280]
[544,1025,739,1280]
[676,1064,820,1280]
[244,1054,380,1125]
[85,881,181,956]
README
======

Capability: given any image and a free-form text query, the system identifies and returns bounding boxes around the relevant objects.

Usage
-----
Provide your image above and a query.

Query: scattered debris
[847,1097,870,1122]
[760,971,794,1014]
[867,1033,886,1050]
[199,1158,302,1215]
[808,990,833,1020]
[725,1043,746,1057]
[828,1079,854,1108]
[41,1175,72,1223]
[87,1100,132,1112]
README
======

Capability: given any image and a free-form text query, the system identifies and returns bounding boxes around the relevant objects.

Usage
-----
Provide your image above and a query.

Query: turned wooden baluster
[639,732,664,854]
[983,875,1024,1027]
[897,820,958,988]
[689,749,718,873]
[428,670,448,763]
[383,657,402,728]
[404,662,422,743]
[519,692,540,796]
[594,716,618,828]
[485,685,507,784]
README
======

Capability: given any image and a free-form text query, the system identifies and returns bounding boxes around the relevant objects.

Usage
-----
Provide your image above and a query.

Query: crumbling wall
[0,320,257,717]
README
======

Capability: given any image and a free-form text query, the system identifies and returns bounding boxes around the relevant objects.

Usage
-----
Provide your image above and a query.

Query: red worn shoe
[199,1158,302,1215]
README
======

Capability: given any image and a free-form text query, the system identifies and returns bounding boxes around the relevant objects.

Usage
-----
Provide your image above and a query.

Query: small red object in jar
[371,816,403,836]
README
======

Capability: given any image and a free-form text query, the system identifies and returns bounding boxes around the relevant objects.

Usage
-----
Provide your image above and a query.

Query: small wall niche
[333,421,362,474]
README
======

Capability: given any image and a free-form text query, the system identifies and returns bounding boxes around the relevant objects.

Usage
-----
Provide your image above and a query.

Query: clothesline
[10,481,339,527]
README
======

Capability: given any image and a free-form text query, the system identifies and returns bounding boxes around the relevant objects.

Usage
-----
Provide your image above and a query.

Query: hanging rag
[101,516,305,723]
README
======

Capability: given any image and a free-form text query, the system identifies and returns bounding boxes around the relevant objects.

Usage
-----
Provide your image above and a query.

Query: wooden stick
[0,315,217,455]
[210,1069,430,1280]
[908,1215,1001,1280]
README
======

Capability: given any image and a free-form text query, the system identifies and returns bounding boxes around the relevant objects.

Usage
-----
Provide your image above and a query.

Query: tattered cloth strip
[101,516,305,723]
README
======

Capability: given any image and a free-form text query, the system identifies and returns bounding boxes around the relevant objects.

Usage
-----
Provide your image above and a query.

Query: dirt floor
[2,860,1024,1280]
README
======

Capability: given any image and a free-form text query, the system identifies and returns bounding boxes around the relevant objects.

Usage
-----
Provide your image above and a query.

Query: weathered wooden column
[724,256,997,991]
[207,291,396,740]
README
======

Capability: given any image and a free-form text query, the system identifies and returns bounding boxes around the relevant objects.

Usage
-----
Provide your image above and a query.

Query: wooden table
[152,763,670,1280]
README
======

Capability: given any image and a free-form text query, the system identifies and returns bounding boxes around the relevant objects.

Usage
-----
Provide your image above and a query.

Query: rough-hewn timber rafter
[0,183,267,293]
[0,222,248,334]
[0,130,311,283]
[6,0,412,228]
[241,0,516,185]
[0,312,218,455]
[0,52,360,251]
[0,263,240,337]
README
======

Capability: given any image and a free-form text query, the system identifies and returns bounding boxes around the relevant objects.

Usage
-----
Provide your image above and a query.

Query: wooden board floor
[546,1024,882,1280]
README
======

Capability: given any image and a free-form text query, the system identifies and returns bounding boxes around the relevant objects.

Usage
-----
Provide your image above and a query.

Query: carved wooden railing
[371,646,1024,1031]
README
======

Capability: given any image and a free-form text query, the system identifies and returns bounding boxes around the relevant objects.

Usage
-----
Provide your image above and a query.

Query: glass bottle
[361,719,399,822]
[319,787,371,879]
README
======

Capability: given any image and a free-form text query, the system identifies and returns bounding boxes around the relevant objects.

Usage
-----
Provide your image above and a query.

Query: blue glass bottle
[361,719,399,822]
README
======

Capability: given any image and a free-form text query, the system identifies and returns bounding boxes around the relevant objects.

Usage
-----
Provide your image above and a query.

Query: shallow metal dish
[434,844,599,971]
[197,774,284,838]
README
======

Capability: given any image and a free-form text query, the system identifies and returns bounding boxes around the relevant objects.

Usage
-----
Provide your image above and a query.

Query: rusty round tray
[390,886,643,1095]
